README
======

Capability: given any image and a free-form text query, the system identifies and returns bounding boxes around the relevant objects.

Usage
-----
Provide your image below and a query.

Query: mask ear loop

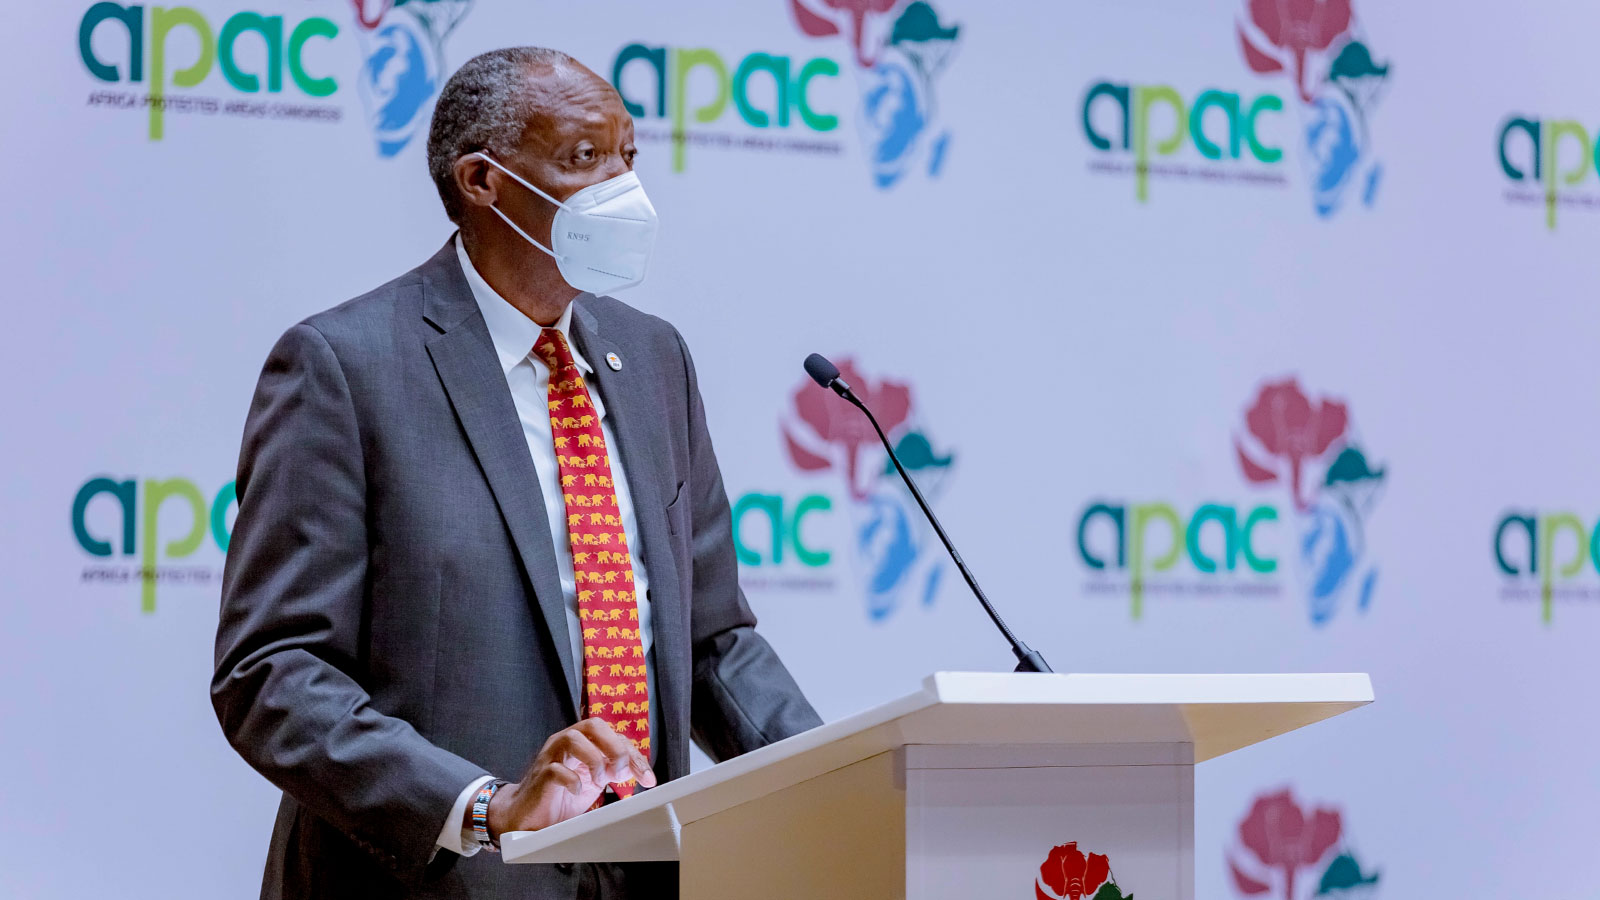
[471,152,568,262]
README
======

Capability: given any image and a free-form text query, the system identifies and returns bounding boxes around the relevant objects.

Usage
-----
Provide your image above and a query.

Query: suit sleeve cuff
[436,775,496,857]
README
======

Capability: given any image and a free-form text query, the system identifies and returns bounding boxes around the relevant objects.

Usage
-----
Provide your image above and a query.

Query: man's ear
[453,154,497,210]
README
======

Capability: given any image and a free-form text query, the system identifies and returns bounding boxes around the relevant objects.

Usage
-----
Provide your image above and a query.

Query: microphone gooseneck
[802,353,1053,674]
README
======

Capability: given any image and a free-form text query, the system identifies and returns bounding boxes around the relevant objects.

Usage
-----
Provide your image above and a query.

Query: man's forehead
[520,63,627,125]
[524,63,624,112]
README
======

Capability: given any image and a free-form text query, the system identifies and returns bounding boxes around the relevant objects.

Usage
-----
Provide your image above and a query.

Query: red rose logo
[1227,789,1342,899]
[1236,0,1354,102]
[350,0,393,29]
[782,357,912,500]
[1235,376,1349,512]
[1035,841,1112,900]
[789,0,900,67]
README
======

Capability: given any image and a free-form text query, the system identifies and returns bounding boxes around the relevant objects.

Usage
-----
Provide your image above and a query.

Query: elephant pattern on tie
[535,327,652,795]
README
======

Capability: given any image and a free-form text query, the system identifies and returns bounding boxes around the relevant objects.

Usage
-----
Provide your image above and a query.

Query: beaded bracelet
[472,779,509,852]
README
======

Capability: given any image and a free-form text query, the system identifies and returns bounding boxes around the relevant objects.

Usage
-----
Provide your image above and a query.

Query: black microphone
[802,353,1053,674]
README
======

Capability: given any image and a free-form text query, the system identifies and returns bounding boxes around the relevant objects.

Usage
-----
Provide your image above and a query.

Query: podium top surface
[502,671,1372,864]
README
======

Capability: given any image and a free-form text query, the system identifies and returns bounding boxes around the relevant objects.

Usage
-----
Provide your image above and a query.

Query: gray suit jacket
[212,239,821,899]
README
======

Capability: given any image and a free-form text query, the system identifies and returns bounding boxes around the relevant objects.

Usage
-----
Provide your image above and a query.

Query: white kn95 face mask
[472,152,660,295]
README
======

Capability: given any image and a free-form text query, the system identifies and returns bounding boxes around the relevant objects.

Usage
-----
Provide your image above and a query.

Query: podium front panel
[906,743,1194,900]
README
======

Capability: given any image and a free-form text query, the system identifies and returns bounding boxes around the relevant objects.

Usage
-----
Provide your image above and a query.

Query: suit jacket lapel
[419,242,580,717]
[570,301,688,765]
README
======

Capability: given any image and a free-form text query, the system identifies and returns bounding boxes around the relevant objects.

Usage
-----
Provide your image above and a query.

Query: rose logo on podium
[1035,841,1132,900]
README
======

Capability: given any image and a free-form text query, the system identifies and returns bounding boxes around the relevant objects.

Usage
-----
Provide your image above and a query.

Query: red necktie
[535,328,650,799]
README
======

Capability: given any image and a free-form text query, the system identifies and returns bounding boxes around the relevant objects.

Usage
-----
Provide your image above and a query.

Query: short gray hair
[426,46,577,223]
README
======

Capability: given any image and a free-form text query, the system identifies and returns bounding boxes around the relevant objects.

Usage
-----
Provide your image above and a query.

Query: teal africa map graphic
[789,0,962,188]
[1235,377,1386,626]
[350,0,473,157]
[1236,0,1391,216]
[783,358,956,621]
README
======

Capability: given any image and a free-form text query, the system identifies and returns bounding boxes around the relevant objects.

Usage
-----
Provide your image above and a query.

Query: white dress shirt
[436,235,657,856]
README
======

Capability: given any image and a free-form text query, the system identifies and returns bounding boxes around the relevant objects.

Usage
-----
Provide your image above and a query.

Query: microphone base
[1012,648,1054,674]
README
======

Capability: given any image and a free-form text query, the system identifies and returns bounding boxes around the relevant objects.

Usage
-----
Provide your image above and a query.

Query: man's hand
[483,718,657,838]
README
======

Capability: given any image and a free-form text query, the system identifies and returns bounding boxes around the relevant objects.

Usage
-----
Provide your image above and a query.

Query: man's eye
[575,147,596,162]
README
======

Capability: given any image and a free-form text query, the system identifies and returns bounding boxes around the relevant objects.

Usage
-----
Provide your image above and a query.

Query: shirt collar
[455,233,594,377]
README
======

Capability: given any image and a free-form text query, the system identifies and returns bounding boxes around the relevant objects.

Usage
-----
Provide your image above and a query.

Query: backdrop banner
[2,0,1593,896]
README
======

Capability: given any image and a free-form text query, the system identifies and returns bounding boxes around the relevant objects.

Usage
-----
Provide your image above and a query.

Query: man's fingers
[579,717,636,760]
[539,761,584,796]
[538,719,653,790]
[578,718,653,785]
[574,716,622,741]
[635,763,658,788]
[550,729,610,778]
[626,745,655,786]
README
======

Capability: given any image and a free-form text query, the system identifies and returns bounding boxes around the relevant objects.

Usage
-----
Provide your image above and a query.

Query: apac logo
[72,475,236,613]
[1227,788,1381,900]
[78,2,341,140]
[734,358,955,622]
[1077,500,1282,619]
[1082,81,1287,202]
[75,0,471,156]
[611,0,961,189]
[348,0,473,158]
[610,43,841,174]
[1493,510,1600,624]
[1035,841,1132,900]
[1076,376,1385,627]
[1083,0,1389,217]
[1497,115,1600,230]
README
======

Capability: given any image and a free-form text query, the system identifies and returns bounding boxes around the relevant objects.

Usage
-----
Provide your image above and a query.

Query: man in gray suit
[212,47,821,899]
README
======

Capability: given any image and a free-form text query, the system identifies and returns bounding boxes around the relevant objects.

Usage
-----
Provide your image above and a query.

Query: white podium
[503,672,1372,899]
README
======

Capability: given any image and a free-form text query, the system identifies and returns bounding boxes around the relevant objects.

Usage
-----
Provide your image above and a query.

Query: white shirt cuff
[437,775,496,857]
